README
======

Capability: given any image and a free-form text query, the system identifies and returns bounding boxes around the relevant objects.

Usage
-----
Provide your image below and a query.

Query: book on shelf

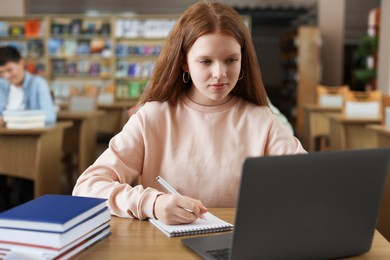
[24,20,42,37]
[0,21,9,36]
[0,194,111,257]
[149,212,233,237]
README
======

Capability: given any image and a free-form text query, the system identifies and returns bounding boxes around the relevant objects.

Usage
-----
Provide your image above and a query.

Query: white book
[0,209,111,248]
[2,226,111,260]
[6,121,45,129]
[149,212,233,237]
[2,110,45,117]
[3,115,45,123]
[0,223,110,257]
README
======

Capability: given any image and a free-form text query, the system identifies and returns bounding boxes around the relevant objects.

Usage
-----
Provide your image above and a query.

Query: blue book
[0,194,107,232]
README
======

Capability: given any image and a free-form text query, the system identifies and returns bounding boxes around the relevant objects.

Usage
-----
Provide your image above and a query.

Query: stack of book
[2,110,46,129]
[0,194,111,259]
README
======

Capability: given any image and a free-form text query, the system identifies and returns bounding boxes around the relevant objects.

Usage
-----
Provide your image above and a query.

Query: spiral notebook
[149,212,233,237]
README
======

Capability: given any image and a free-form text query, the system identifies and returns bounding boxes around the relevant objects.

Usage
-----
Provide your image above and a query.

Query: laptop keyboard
[206,248,231,260]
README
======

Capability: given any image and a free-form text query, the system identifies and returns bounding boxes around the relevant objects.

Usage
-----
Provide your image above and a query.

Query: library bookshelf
[1,14,250,106]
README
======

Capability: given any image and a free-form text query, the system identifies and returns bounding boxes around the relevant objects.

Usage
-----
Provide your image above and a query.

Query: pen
[156,176,181,195]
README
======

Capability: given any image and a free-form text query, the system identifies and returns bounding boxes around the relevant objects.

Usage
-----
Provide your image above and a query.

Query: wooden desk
[327,114,381,150]
[303,104,341,151]
[366,125,390,242]
[0,122,72,197]
[57,111,105,175]
[367,125,390,147]
[97,101,137,135]
[75,208,390,259]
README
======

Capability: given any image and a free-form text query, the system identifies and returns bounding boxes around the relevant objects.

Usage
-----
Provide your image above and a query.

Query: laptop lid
[231,148,389,259]
[182,148,390,260]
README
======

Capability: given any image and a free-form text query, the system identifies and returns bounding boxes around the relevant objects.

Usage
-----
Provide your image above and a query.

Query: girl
[73,0,306,225]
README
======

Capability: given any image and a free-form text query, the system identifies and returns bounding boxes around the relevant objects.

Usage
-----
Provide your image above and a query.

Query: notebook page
[149,212,233,237]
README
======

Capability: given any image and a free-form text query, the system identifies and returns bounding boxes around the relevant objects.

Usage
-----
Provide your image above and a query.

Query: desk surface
[57,110,105,119]
[75,208,390,259]
[0,121,73,135]
[327,113,382,124]
[304,104,342,112]
[98,100,138,109]
[367,124,390,137]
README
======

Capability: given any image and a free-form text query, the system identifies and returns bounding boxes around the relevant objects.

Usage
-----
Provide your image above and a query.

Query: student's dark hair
[138,0,268,106]
[0,46,22,66]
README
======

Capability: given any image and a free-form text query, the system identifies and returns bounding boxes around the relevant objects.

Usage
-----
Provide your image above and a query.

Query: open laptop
[182,148,390,260]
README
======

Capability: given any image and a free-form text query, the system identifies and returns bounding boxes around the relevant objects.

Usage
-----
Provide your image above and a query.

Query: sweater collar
[181,93,238,113]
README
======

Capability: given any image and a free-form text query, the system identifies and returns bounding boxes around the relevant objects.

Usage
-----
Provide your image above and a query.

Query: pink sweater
[73,95,306,219]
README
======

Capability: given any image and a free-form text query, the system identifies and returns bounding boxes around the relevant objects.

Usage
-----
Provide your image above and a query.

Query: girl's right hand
[153,194,208,225]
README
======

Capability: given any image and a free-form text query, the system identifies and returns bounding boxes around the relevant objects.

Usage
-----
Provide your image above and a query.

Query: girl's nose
[212,63,227,79]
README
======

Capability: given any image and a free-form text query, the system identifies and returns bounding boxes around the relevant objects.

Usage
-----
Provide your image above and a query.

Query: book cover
[24,20,41,37]
[0,194,107,232]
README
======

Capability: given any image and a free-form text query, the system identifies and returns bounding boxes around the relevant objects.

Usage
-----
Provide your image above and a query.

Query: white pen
[156,176,206,219]
[156,176,181,195]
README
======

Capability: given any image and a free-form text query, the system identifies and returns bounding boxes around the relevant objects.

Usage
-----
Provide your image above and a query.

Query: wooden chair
[316,85,349,108]
[69,86,98,112]
[383,95,390,127]
[342,90,382,120]
[314,85,349,151]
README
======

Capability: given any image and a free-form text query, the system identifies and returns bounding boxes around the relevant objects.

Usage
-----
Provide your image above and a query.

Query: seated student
[0,46,56,125]
[0,46,57,210]
[73,1,306,225]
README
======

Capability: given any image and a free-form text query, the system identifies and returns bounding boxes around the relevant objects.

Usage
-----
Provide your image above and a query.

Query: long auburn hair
[138,0,268,107]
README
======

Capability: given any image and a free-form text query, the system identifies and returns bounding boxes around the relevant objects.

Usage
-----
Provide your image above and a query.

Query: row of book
[51,60,111,78]
[115,43,162,57]
[116,61,155,79]
[51,19,110,36]
[0,195,111,259]
[115,19,176,38]
[116,80,148,99]
[0,40,45,58]
[25,62,46,76]
[48,38,111,57]
[0,20,44,37]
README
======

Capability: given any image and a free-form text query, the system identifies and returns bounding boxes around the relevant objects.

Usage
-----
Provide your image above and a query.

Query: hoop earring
[183,71,190,83]
[238,70,244,80]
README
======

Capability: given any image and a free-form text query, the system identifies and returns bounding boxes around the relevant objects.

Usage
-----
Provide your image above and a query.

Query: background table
[327,114,381,150]
[303,104,341,151]
[97,101,137,136]
[57,111,105,190]
[0,122,72,197]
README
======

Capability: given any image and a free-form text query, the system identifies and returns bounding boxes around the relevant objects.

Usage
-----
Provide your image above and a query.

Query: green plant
[353,35,379,88]
[356,35,378,57]
[353,68,376,85]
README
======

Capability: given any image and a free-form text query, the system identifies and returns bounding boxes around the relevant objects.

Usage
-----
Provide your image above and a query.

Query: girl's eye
[200,60,211,64]
[226,58,238,63]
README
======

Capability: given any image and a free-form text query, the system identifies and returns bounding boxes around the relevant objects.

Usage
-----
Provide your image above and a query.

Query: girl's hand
[153,194,208,225]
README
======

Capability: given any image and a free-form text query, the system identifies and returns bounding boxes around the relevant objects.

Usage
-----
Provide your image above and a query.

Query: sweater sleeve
[72,113,163,219]
[265,113,307,155]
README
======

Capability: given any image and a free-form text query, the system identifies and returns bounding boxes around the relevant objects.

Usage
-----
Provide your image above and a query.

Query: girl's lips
[210,83,226,87]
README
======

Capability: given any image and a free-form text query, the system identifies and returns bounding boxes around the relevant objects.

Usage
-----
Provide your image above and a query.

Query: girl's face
[184,33,242,106]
